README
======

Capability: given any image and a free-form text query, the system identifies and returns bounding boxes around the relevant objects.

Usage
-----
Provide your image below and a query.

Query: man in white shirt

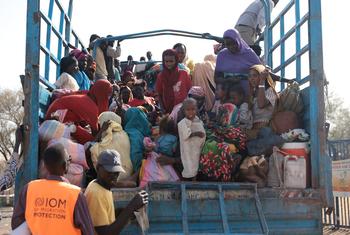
[235,0,278,45]
[93,35,121,81]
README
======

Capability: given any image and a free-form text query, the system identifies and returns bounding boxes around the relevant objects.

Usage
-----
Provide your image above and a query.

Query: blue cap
[97,150,125,173]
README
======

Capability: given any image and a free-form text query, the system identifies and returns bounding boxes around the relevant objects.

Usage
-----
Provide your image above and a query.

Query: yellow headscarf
[249,64,276,89]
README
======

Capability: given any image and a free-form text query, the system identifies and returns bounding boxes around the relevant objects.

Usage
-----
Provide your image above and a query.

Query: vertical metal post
[308,0,332,205]
[57,7,65,78]
[295,0,301,81]
[335,197,340,228]
[218,185,230,234]
[181,184,189,235]
[45,0,54,80]
[261,0,272,66]
[254,190,269,234]
[280,15,285,90]
[64,0,73,55]
[16,0,41,200]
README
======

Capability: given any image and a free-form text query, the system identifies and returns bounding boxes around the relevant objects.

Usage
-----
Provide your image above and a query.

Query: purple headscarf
[215,29,261,74]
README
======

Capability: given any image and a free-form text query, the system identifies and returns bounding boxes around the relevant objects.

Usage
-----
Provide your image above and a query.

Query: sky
[0,0,349,106]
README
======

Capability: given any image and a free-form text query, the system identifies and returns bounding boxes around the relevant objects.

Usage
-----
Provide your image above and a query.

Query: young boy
[177,98,206,180]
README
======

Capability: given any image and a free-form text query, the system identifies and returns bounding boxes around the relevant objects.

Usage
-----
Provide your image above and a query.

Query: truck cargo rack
[149,182,268,235]
[115,182,269,235]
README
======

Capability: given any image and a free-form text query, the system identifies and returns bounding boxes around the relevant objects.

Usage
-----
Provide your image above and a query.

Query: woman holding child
[215,29,261,96]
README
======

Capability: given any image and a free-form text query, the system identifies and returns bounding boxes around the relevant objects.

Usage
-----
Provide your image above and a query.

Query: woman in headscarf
[90,111,133,181]
[170,86,208,124]
[124,107,151,173]
[215,29,261,96]
[156,49,192,113]
[198,103,246,182]
[192,55,217,111]
[173,43,191,74]
[54,56,80,91]
[45,79,113,144]
[69,49,91,91]
[246,64,278,139]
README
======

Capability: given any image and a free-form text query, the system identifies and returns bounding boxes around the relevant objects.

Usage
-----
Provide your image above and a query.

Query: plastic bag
[11,222,31,235]
[267,147,285,188]
[134,206,149,235]
[139,152,179,188]
[48,138,88,169]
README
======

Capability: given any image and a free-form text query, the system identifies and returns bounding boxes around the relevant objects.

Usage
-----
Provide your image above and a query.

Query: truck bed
[113,182,323,235]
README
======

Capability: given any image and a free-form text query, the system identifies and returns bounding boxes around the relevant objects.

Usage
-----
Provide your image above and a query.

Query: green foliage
[325,91,350,140]
[0,88,24,161]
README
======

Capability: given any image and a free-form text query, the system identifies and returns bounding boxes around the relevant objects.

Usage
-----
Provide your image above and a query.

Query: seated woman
[246,64,278,140]
[198,103,247,182]
[124,107,151,174]
[54,56,80,91]
[69,49,91,90]
[156,49,192,114]
[215,29,261,96]
[45,79,113,144]
[90,111,133,182]
[139,115,180,187]
[170,86,208,124]
[128,84,156,111]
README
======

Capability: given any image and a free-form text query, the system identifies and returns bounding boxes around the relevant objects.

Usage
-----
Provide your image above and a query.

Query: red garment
[128,98,146,107]
[128,96,155,108]
[156,70,191,113]
[156,49,191,113]
[45,80,112,144]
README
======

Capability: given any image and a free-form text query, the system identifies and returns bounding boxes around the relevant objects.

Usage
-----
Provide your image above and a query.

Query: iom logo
[34,197,67,209]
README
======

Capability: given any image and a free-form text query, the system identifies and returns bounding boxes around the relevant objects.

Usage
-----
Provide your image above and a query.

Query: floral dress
[198,104,247,182]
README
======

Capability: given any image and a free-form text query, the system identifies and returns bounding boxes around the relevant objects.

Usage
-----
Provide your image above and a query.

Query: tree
[0,88,24,161]
[325,91,350,140]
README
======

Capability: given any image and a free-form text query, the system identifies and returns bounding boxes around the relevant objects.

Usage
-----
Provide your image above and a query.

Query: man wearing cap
[11,143,94,235]
[84,149,148,235]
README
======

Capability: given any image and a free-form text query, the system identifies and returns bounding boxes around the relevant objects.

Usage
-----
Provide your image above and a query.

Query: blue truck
[17,0,332,234]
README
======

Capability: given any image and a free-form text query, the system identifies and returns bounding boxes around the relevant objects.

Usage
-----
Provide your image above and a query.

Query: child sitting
[140,115,179,187]
[178,98,206,180]
[228,85,253,129]
[211,83,227,116]
[156,115,178,157]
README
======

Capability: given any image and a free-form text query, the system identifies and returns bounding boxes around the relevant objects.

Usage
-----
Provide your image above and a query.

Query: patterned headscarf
[70,49,88,61]
[188,86,205,97]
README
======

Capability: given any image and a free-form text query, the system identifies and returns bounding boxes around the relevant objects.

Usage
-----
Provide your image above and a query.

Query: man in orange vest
[11,143,94,235]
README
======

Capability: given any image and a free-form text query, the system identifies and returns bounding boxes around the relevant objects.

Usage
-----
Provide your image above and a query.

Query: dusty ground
[0,207,12,235]
[1,206,350,235]
[324,226,350,235]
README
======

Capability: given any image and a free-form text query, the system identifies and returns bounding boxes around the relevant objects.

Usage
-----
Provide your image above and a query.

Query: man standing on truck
[235,0,279,46]
[84,149,148,235]
[11,143,94,235]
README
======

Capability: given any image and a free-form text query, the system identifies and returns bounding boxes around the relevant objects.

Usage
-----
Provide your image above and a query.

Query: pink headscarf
[70,49,88,61]
[188,86,205,97]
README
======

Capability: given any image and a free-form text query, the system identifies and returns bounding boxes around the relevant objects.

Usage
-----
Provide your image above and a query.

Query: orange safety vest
[25,179,81,235]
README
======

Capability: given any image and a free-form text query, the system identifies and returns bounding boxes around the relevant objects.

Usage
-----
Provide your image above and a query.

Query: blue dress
[156,134,177,157]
